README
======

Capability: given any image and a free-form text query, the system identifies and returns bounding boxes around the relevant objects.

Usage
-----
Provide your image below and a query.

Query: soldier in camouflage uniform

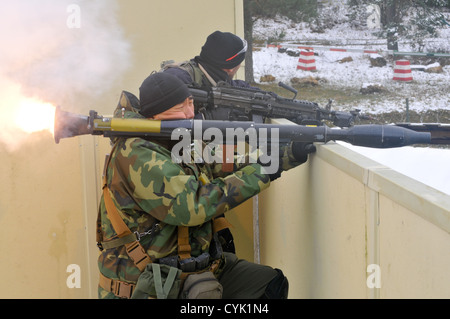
[97,73,310,299]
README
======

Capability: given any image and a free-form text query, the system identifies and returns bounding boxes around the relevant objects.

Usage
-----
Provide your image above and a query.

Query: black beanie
[139,73,191,118]
[200,31,247,69]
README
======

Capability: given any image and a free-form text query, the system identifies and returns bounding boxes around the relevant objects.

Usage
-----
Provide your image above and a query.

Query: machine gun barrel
[188,82,364,128]
[54,107,431,148]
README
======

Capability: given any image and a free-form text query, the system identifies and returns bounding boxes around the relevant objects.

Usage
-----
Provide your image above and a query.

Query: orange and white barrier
[268,43,450,58]
[268,43,382,55]
[393,60,413,81]
[297,50,316,71]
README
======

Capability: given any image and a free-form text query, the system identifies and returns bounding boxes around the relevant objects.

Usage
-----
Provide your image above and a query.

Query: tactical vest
[160,60,213,87]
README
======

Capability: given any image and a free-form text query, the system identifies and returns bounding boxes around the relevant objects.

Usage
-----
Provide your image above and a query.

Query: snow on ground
[252,17,450,114]
[340,142,450,195]
[254,46,449,114]
[253,16,450,196]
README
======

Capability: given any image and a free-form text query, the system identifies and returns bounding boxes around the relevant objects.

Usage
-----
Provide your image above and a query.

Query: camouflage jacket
[97,93,270,298]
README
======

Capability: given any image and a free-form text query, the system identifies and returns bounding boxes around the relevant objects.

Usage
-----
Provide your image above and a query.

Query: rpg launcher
[188,81,370,127]
[54,107,431,148]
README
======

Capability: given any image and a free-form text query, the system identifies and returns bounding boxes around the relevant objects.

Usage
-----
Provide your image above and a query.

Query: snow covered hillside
[251,11,450,195]
[252,15,449,114]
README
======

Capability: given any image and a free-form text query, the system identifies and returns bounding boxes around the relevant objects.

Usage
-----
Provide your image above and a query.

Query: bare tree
[242,0,318,83]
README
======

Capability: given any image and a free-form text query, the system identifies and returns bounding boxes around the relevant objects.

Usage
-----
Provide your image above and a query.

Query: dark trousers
[217,252,280,299]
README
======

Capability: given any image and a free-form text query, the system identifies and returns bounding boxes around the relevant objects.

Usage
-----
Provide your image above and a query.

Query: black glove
[290,142,316,163]
[268,142,316,181]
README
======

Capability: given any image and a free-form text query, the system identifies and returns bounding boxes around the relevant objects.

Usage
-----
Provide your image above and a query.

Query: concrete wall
[5,129,448,298]
[259,142,450,299]
[114,0,245,115]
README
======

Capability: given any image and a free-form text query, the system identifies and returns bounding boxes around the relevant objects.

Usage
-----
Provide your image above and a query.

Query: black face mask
[194,56,230,84]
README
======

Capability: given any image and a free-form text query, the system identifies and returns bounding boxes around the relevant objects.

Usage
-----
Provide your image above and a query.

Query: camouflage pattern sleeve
[108,137,270,227]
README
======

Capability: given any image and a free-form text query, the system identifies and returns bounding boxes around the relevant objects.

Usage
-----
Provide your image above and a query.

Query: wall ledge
[315,142,450,234]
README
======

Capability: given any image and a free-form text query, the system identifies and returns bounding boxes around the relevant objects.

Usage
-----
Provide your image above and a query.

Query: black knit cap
[199,31,247,69]
[139,73,191,118]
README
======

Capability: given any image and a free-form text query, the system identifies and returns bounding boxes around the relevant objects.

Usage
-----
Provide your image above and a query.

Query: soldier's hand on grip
[268,142,316,181]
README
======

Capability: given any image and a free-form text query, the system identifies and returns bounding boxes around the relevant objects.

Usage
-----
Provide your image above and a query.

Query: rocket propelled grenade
[53,107,431,148]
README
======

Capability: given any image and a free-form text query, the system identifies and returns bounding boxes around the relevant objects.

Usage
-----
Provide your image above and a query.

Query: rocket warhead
[327,124,432,148]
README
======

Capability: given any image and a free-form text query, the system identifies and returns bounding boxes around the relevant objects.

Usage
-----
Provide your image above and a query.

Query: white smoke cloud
[0,0,131,150]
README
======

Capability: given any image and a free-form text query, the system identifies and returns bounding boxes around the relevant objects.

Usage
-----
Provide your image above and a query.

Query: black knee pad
[263,268,289,299]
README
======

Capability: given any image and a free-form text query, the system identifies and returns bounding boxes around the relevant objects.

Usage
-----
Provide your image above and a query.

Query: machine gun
[189,82,368,127]
[54,107,430,149]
